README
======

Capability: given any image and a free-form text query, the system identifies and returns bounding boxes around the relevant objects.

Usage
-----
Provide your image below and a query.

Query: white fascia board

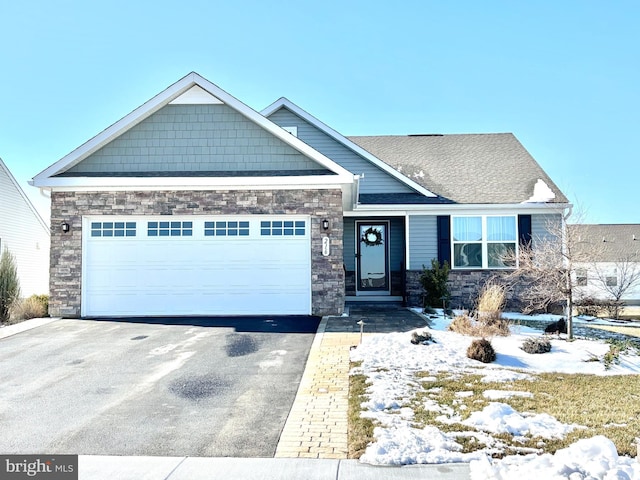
[33,73,200,182]
[32,72,355,185]
[345,202,572,217]
[38,175,350,191]
[262,98,437,198]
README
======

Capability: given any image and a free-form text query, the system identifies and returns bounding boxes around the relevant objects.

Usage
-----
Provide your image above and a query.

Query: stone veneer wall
[406,269,531,310]
[49,189,344,318]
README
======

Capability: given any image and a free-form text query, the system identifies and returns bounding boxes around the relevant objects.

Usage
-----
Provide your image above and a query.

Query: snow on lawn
[350,310,640,477]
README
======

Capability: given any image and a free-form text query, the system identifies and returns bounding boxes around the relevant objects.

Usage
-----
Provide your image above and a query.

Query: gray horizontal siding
[408,215,437,269]
[66,104,324,174]
[343,219,356,271]
[268,107,414,194]
[532,213,562,247]
[388,217,405,270]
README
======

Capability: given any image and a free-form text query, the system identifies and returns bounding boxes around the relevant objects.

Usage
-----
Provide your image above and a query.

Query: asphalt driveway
[0,316,319,457]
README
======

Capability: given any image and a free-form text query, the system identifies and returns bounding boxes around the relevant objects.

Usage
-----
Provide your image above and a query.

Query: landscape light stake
[357,319,366,344]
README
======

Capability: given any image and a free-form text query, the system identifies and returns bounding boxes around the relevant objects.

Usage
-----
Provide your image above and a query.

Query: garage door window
[148,221,193,237]
[261,220,305,236]
[204,221,250,237]
[91,222,136,237]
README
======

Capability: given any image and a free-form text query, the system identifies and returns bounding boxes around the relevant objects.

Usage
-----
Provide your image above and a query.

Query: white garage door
[82,216,311,316]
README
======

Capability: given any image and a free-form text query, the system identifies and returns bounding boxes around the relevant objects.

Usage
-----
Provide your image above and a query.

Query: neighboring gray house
[31,72,570,318]
[0,157,50,297]
[572,224,640,307]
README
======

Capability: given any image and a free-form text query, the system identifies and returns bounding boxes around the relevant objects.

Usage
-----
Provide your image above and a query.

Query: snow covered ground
[350,310,640,479]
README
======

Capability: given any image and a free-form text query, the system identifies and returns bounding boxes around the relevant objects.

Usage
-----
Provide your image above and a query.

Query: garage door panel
[83,216,311,316]
[86,267,139,289]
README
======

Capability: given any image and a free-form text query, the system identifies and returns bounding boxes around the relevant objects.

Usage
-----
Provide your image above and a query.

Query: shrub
[467,338,496,363]
[411,330,434,345]
[420,259,450,309]
[10,294,49,321]
[575,297,602,317]
[521,336,552,354]
[0,248,20,323]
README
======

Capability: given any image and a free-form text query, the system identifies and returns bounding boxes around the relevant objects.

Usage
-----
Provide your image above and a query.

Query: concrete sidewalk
[80,456,471,479]
[0,316,58,339]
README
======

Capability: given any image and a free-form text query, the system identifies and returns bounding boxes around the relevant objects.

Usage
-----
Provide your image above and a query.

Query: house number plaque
[322,236,330,256]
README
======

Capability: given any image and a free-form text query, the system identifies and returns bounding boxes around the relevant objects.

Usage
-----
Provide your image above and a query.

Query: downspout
[353,174,363,209]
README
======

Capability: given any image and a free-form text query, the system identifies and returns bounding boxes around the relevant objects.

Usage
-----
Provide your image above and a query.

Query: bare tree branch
[503,211,602,339]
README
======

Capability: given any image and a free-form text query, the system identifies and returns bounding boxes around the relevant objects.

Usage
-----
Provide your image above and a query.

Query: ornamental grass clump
[476,280,511,337]
[477,280,506,320]
[448,313,511,338]
[467,338,496,363]
[10,294,49,321]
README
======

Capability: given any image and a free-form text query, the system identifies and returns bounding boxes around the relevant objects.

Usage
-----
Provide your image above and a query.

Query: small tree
[420,259,450,309]
[0,248,21,323]
[591,255,640,319]
[505,213,599,340]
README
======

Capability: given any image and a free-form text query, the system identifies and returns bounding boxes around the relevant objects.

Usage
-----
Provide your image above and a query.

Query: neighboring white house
[572,224,640,307]
[0,158,50,296]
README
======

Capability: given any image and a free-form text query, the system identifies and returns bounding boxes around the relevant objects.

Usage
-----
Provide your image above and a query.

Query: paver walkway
[275,305,428,459]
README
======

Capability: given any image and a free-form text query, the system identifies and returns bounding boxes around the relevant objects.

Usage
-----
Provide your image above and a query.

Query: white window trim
[451,215,519,270]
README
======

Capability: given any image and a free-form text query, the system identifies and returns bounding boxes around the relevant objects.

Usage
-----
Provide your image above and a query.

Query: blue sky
[1,1,637,224]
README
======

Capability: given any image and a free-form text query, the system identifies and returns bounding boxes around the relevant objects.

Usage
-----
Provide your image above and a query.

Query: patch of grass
[588,324,640,339]
[348,362,375,459]
[411,371,640,457]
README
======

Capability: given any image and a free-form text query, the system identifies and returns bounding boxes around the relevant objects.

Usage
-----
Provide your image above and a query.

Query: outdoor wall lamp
[322,219,330,231]
[61,222,70,233]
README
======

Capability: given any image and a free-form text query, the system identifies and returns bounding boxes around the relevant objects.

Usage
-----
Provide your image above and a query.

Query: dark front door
[356,221,390,295]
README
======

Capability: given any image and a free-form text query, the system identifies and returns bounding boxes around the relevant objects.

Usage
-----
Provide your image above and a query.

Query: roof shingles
[348,133,568,204]
[571,224,640,262]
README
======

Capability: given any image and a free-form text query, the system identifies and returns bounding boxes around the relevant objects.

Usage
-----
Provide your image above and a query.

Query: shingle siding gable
[64,104,325,175]
[267,107,414,194]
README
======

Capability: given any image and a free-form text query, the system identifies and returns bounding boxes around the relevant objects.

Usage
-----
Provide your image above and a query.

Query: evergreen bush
[467,338,496,363]
[0,249,20,323]
[420,259,450,309]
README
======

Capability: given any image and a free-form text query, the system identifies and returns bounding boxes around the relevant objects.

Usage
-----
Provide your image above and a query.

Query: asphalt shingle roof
[570,224,640,262]
[347,133,568,204]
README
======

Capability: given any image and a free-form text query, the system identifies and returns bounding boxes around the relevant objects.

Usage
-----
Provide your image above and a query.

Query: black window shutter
[518,215,532,247]
[437,216,451,266]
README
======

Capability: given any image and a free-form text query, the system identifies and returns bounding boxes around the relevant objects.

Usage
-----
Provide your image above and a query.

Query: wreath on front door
[361,227,383,247]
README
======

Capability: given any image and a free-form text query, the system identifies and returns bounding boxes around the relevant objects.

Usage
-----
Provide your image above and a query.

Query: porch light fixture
[61,222,70,233]
[322,219,329,231]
